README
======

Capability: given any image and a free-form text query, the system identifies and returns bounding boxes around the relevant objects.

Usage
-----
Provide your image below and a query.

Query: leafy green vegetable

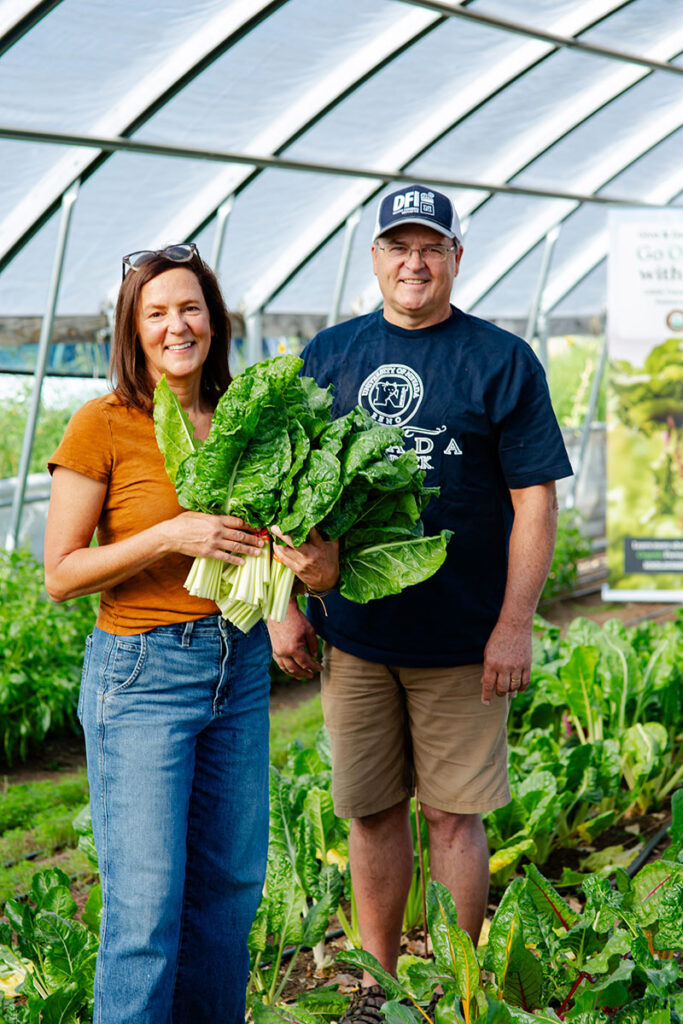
[339,532,452,603]
[152,376,198,485]
[153,356,451,630]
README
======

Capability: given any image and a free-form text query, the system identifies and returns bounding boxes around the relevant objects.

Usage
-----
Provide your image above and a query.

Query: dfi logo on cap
[393,190,435,217]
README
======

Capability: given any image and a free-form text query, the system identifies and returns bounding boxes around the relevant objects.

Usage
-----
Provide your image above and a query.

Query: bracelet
[304,584,333,616]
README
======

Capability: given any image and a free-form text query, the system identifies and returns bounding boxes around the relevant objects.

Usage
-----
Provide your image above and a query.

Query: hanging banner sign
[604,208,683,600]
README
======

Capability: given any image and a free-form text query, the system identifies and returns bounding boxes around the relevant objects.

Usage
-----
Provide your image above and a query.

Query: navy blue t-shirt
[302,306,572,667]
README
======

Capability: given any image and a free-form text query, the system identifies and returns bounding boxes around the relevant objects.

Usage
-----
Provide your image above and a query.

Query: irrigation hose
[624,820,673,877]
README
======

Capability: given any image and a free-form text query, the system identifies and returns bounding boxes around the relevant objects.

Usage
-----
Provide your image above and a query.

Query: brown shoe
[340,984,387,1024]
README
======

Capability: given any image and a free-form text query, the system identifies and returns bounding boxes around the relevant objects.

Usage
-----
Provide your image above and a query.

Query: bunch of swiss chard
[154,355,451,632]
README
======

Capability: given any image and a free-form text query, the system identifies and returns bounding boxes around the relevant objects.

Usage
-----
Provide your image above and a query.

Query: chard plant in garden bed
[258,790,683,1024]
[486,614,683,884]
[0,608,679,1019]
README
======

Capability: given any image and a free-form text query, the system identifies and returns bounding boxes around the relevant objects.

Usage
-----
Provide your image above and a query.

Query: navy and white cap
[373,184,463,245]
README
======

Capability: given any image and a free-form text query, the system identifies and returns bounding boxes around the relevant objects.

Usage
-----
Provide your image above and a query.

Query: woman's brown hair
[111,249,231,412]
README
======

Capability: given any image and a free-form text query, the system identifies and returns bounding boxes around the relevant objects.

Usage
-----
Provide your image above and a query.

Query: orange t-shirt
[48,392,218,635]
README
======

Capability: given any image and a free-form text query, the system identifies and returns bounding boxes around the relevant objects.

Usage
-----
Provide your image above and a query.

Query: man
[268,184,572,1019]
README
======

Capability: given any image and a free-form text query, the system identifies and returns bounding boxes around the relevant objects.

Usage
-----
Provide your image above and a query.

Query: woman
[44,244,337,1024]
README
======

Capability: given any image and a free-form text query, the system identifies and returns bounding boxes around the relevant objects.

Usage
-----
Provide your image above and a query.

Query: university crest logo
[358,364,424,426]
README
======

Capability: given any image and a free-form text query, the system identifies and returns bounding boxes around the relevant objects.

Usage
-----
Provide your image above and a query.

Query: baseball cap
[373,184,462,245]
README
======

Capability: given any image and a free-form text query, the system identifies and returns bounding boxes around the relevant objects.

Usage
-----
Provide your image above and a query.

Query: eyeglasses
[121,243,200,280]
[375,241,456,264]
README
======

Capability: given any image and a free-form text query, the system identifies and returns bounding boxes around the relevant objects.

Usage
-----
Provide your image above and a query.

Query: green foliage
[0,723,681,1020]
[485,614,683,881]
[334,858,683,1023]
[547,336,606,428]
[152,377,199,485]
[0,776,89,835]
[247,734,351,1008]
[0,868,97,1022]
[269,696,324,769]
[0,394,74,479]
[0,550,96,763]
[0,778,92,906]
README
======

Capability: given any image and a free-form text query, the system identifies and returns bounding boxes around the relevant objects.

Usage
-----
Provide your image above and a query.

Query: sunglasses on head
[121,243,200,281]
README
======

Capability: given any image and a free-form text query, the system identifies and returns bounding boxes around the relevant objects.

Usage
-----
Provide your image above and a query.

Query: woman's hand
[270,525,339,592]
[161,512,264,565]
[45,466,264,602]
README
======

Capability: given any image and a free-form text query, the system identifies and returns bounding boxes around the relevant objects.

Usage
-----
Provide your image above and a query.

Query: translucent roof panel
[0,0,680,325]
[0,0,236,132]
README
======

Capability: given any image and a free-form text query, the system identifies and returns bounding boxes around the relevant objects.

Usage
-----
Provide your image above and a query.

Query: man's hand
[268,598,322,680]
[270,525,339,592]
[481,618,532,706]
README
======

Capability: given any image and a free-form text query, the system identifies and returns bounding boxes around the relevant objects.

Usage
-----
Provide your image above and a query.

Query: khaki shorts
[321,643,510,819]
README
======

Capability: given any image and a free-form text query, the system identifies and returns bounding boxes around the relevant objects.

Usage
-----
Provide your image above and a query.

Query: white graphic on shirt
[403,425,447,438]
[358,364,423,426]
[359,365,462,470]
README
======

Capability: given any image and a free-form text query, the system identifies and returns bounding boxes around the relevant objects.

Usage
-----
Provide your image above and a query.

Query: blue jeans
[79,615,271,1024]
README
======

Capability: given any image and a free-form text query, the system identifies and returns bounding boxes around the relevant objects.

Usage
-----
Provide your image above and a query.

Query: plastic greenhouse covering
[0,0,680,337]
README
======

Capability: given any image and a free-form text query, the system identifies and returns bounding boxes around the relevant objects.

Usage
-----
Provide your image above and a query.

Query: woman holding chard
[44,244,337,1024]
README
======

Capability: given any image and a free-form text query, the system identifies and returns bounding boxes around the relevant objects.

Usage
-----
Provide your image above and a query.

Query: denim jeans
[79,615,271,1024]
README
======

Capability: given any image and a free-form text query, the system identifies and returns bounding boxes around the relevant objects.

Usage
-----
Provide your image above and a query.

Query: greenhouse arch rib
[0,0,286,274]
[131,4,446,252]
[398,0,683,76]
[452,101,683,313]
[541,176,683,317]
[351,28,683,315]
[0,0,63,58]
[238,0,640,317]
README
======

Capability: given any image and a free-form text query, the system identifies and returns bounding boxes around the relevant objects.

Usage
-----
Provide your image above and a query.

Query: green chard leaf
[426,881,483,1006]
[339,531,452,603]
[276,449,343,545]
[668,787,683,862]
[153,375,199,485]
[485,879,545,1007]
[523,864,580,931]
[335,949,409,1002]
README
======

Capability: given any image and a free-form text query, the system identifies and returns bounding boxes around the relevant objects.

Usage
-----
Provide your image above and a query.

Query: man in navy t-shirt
[268,184,572,1019]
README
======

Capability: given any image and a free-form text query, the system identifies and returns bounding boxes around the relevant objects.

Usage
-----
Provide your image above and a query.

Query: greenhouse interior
[0,0,681,1020]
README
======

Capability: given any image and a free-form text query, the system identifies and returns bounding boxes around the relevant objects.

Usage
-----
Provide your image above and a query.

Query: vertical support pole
[327,207,362,328]
[566,334,608,510]
[525,225,560,371]
[210,195,235,273]
[5,180,80,552]
[245,309,263,367]
[537,311,549,374]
